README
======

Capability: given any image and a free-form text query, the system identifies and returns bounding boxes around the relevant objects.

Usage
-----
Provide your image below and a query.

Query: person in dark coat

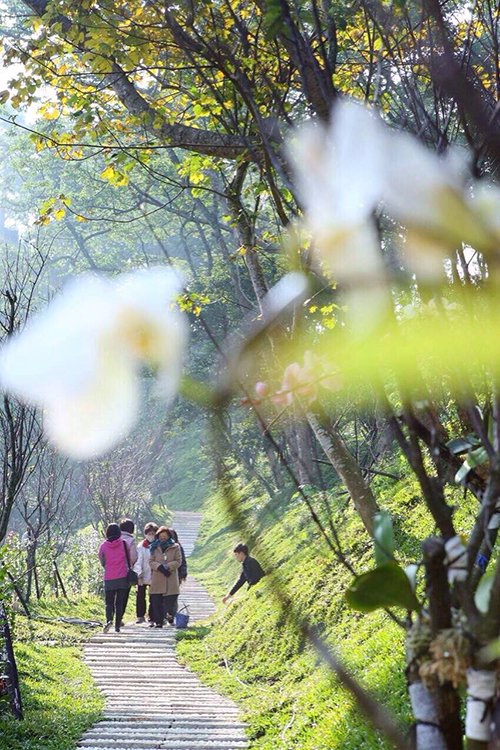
[119,518,137,624]
[170,528,187,585]
[221,543,265,603]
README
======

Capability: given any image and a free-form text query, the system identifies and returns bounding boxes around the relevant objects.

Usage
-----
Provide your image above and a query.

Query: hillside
[177,464,475,749]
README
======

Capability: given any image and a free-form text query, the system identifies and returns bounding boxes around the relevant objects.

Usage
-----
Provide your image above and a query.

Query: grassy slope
[0,598,104,750]
[163,419,213,511]
[177,463,475,750]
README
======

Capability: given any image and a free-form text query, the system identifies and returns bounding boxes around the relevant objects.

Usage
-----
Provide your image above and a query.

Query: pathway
[78,511,247,750]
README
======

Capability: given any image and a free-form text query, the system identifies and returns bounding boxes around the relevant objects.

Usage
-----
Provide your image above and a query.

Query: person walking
[170,528,187,585]
[134,522,158,623]
[119,518,137,624]
[221,543,266,604]
[148,526,181,628]
[98,523,130,633]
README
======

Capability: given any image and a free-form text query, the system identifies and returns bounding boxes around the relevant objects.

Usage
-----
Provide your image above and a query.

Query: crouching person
[148,526,181,628]
[221,543,266,604]
[134,522,158,624]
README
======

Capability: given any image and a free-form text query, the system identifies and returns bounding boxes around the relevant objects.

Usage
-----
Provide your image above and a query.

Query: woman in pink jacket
[97,523,130,633]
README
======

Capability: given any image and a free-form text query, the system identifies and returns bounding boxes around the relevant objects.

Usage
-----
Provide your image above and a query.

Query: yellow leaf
[75,214,86,222]
[53,207,65,220]
[100,164,115,181]
[41,106,59,120]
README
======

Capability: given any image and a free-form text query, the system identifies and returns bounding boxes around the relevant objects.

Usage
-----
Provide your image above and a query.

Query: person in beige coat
[148,526,181,628]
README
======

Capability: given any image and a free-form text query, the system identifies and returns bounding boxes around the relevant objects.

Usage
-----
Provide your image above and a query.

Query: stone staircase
[170,511,203,557]
[78,512,246,750]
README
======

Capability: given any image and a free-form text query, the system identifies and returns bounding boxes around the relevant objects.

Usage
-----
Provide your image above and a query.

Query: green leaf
[475,571,494,614]
[446,436,477,455]
[345,562,420,612]
[455,446,488,482]
[480,638,500,663]
[373,510,394,566]
[404,563,419,592]
[469,446,488,467]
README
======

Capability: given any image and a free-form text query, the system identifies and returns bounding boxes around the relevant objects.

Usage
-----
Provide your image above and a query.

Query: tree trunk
[33,558,41,600]
[54,561,68,600]
[307,406,379,534]
[25,542,35,601]
[408,679,447,750]
[0,602,23,719]
[286,420,315,486]
[421,537,463,750]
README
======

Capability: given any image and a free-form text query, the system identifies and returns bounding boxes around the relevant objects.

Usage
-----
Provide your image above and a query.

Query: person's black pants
[136,585,152,619]
[150,593,165,626]
[163,594,179,623]
[122,585,132,618]
[105,588,127,629]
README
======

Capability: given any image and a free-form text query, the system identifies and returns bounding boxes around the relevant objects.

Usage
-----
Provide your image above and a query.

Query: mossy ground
[176,463,475,749]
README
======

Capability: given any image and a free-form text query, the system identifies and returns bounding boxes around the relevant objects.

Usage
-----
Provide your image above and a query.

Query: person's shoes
[148,622,155,628]
[115,626,121,633]
[136,617,145,624]
[167,618,175,626]
[154,623,163,628]
[102,621,112,633]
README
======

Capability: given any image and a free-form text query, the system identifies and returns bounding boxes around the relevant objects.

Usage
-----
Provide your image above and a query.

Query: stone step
[99,703,238,711]
[80,747,244,750]
[88,721,245,729]
[82,731,245,740]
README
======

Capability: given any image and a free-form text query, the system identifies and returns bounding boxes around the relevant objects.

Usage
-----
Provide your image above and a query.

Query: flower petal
[115,266,188,399]
[0,275,118,404]
[43,347,140,459]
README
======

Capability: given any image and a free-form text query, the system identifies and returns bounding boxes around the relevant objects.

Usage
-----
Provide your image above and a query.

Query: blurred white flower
[400,297,460,320]
[264,271,308,316]
[289,101,500,288]
[289,102,389,329]
[289,102,386,281]
[472,183,500,241]
[0,267,187,459]
[384,134,497,276]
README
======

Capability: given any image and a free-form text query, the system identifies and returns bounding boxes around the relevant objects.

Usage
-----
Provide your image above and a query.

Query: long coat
[133,541,152,585]
[149,542,181,595]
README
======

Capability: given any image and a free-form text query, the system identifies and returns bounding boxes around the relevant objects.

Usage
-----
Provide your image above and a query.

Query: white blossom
[288,101,386,283]
[289,102,390,328]
[0,267,187,459]
[386,137,489,268]
[289,100,500,287]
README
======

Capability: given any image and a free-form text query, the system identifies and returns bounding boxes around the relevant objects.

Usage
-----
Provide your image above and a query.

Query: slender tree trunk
[286,420,315,486]
[25,542,34,601]
[307,405,379,534]
[226,166,269,311]
[6,572,30,618]
[262,436,283,489]
[33,555,41,600]
[0,602,23,719]
[54,561,68,600]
